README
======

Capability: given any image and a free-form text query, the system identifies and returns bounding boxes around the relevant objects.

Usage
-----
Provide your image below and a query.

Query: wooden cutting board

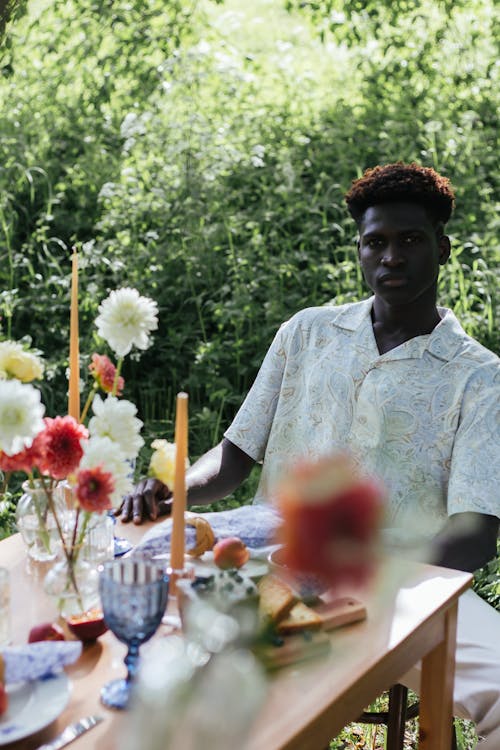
[259,595,366,669]
[315,594,367,631]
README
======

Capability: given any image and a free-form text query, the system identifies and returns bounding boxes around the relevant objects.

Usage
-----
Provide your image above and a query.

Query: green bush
[0,0,498,503]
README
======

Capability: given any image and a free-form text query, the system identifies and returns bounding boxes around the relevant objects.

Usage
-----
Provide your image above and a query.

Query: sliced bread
[276,601,324,634]
[258,574,297,623]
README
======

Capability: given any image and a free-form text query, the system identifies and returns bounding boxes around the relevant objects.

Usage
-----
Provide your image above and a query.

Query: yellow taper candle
[68,249,80,421]
[170,392,189,590]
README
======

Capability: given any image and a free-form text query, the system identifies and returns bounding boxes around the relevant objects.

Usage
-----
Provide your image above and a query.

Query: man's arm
[119,438,255,524]
[429,512,499,573]
[186,437,256,504]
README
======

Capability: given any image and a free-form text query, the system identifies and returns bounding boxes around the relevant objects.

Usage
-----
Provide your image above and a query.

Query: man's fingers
[143,478,162,521]
[132,492,145,525]
[118,479,171,525]
[120,496,133,523]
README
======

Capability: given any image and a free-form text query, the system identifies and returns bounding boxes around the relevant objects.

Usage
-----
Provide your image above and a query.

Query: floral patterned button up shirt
[225,298,500,539]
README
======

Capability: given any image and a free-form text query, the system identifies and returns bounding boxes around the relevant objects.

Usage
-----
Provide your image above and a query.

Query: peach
[66,608,108,643]
[28,622,65,643]
[213,537,250,570]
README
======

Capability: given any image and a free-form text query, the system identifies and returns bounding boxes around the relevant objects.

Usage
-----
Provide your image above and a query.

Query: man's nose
[381,243,406,266]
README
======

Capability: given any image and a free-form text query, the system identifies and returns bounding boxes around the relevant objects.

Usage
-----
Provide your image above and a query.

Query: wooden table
[0,523,472,750]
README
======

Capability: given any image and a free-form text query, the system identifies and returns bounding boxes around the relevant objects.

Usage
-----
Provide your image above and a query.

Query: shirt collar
[329,297,374,331]
[331,297,468,362]
[426,307,469,362]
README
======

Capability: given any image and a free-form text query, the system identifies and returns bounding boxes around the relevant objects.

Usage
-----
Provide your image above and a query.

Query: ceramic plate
[0,673,70,745]
[114,537,133,557]
[153,551,268,580]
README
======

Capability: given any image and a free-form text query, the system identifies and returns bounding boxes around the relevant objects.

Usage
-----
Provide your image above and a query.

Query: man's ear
[438,235,451,265]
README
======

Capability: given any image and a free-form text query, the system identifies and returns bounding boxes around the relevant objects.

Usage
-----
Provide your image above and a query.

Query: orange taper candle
[170,392,189,587]
[68,249,80,421]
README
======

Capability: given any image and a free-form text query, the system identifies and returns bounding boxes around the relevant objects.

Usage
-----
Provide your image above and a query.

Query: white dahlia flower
[88,394,144,460]
[95,287,158,358]
[0,380,45,455]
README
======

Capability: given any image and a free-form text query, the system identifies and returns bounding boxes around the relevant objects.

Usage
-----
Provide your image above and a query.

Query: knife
[36,715,104,750]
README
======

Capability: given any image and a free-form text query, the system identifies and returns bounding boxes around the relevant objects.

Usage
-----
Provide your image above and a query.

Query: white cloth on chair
[399,589,500,748]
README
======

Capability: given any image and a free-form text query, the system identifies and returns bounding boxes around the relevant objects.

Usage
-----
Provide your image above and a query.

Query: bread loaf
[258,574,297,623]
[185,514,216,557]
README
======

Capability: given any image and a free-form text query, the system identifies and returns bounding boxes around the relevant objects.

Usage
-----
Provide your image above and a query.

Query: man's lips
[378,274,408,287]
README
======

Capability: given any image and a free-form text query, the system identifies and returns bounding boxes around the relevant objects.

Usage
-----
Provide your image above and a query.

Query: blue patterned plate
[0,673,69,745]
[114,537,133,557]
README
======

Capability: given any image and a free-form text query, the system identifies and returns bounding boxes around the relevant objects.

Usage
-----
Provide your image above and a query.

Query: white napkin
[134,504,282,561]
[1,641,82,684]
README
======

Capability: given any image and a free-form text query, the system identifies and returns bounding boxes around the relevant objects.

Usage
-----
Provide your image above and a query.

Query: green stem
[0,206,14,339]
[69,506,81,563]
[112,357,124,397]
[73,510,91,567]
[80,384,98,424]
[40,475,83,609]
[0,471,10,498]
[28,473,52,554]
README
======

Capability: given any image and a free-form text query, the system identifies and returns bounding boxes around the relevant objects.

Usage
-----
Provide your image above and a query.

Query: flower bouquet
[0,287,158,617]
[273,452,386,595]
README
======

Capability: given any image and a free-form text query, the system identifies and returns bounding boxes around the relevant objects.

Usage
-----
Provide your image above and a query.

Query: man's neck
[371,295,442,354]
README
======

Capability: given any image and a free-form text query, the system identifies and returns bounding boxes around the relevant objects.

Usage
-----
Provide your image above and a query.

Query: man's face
[357,202,450,306]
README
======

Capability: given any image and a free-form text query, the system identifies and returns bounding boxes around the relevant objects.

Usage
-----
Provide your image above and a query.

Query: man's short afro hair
[345,162,455,225]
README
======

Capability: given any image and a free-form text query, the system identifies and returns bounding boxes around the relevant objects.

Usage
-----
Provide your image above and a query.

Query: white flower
[0,341,44,382]
[88,394,144,460]
[95,287,158,358]
[79,436,133,507]
[0,380,45,455]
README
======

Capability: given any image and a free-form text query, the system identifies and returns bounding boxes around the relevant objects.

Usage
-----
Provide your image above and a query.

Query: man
[121,163,500,746]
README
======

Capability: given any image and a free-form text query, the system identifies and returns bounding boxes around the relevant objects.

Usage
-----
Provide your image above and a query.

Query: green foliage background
[0,0,498,486]
[0,1,498,743]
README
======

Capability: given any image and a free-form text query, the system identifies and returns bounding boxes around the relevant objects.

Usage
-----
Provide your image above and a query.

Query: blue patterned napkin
[134,504,282,560]
[1,641,82,684]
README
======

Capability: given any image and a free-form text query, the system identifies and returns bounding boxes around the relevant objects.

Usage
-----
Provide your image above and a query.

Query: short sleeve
[224,322,289,462]
[447,363,500,519]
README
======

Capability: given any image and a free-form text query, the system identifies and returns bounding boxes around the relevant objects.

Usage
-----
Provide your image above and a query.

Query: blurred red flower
[75,466,114,513]
[276,454,385,590]
[89,353,124,396]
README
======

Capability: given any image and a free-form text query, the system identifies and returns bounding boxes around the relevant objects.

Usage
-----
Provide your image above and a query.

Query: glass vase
[16,480,61,562]
[43,555,100,618]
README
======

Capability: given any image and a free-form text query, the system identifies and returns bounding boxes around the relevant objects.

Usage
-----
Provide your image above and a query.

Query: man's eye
[403,234,420,244]
[366,238,383,248]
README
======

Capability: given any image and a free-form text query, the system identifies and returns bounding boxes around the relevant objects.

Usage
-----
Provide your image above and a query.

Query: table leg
[418,601,458,750]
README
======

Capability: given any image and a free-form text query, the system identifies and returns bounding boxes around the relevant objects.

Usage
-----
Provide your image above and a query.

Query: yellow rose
[0,341,44,382]
[149,439,189,487]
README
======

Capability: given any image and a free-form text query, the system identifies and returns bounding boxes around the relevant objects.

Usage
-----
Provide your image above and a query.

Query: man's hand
[117,438,255,524]
[118,478,173,525]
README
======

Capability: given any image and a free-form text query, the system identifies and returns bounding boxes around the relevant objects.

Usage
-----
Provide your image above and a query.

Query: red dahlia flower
[0,429,49,474]
[39,416,88,480]
[75,466,114,513]
[89,353,124,396]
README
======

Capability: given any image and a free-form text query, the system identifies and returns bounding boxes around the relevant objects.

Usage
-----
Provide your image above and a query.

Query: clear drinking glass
[98,558,169,710]
[0,568,10,647]
[83,514,115,565]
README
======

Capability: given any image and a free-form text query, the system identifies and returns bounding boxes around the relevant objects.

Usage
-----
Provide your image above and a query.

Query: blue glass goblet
[99,558,169,710]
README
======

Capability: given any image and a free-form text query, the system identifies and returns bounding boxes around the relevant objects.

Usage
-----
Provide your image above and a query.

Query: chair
[357,683,458,750]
